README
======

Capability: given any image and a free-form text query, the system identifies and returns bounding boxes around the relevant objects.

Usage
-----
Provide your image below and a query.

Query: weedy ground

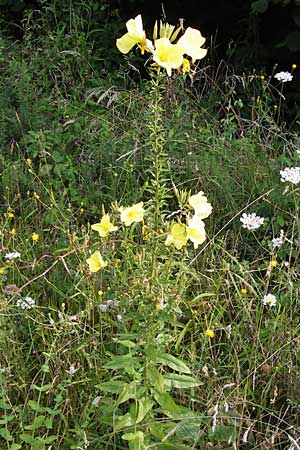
[1,4,300,450]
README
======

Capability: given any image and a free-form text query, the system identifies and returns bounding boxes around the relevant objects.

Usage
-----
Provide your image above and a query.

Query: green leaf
[32,383,53,393]
[156,353,191,374]
[152,391,182,417]
[0,415,14,425]
[43,435,58,444]
[116,383,137,406]
[146,365,165,393]
[0,428,12,441]
[122,431,144,450]
[113,413,133,432]
[0,400,11,410]
[251,0,269,13]
[20,433,37,444]
[27,400,43,412]
[163,373,203,389]
[95,380,125,394]
[103,354,139,371]
[9,444,22,450]
[24,415,45,430]
[135,397,153,424]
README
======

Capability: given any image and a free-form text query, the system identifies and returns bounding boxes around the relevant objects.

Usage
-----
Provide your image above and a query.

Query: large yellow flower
[86,251,108,273]
[165,222,187,250]
[119,202,145,226]
[186,215,206,249]
[91,214,118,238]
[177,27,207,61]
[153,37,184,76]
[116,14,150,54]
[188,191,212,219]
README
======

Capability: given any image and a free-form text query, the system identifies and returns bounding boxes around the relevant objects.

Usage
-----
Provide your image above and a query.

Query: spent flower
[240,213,264,230]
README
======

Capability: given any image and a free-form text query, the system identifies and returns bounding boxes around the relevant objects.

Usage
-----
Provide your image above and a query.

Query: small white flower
[92,396,101,406]
[116,314,122,322]
[16,296,35,309]
[66,364,77,375]
[272,229,285,248]
[274,71,293,83]
[262,294,277,307]
[5,251,21,260]
[280,167,300,185]
[240,213,264,230]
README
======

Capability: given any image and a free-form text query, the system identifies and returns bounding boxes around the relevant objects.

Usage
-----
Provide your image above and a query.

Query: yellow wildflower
[205,329,215,338]
[260,75,265,80]
[188,191,212,218]
[86,251,108,273]
[271,259,278,267]
[10,228,16,236]
[116,14,151,55]
[7,212,14,219]
[31,232,39,242]
[165,222,187,250]
[181,58,191,73]
[119,202,145,226]
[292,64,297,70]
[186,215,206,249]
[91,214,118,238]
[240,288,247,295]
[26,158,32,166]
[33,192,40,200]
[153,37,183,76]
[98,290,104,297]
[177,27,207,61]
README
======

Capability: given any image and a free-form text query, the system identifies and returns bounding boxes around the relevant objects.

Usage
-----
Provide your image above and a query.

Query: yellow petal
[186,216,206,248]
[119,202,145,226]
[165,223,187,250]
[86,251,108,273]
[116,33,139,54]
[91,215,118,238]
[153,37,183,76]
[188,192,212,219]
[177,27,207,61]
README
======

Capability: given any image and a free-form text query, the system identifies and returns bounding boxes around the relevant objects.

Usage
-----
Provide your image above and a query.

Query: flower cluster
[274,71,293,83]
[16,296,35,309]
[116,15,207,76]
[5,251,21,260]
[240,213,264,231]
[280,166,300,185]
[165,191,212,250]
[87,202,145,273]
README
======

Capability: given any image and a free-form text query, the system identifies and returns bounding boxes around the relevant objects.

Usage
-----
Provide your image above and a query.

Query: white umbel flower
[272,229,285,248]
[262,294,277,307]
[274,71,293,83]
[16,296,35,309]
[240,213,264,230]
[5,251,21,260]
[280,167,300,185]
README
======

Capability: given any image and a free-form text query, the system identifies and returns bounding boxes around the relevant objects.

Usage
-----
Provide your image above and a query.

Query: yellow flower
[181,58,191,73]
[205,329,215,338]
[260,75,265,80]
[31,232,39,242]
[0,267,6,275]
[292,64,297,70]
[240,288,247,295]
[165,222,187,250]
[177,27,207,61]
[153,37,183,76]
[119,202,145,226]
[86,251,108,273]
[26,158,32,166]
[271,259,278,267]
[7,212,14,219]
[91,214,118,238]
[116,14,150,55]
[10,228,16,236]
[98,290,104,297]
[188,191,212,219]
[33,192,40,200]
[186,215,206,249]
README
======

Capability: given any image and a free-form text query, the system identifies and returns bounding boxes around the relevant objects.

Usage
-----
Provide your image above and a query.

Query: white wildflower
[116,314,122,322]
[280,167,300,185]
[240,213,264,230]
[92,396,101,406]
[66,364,77,375]
[274,71,293,83]
[5,251,21,260]
[211,403,219,433]
[16,296,35,309]
[272,229,285,248]
[262,294,277,307]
